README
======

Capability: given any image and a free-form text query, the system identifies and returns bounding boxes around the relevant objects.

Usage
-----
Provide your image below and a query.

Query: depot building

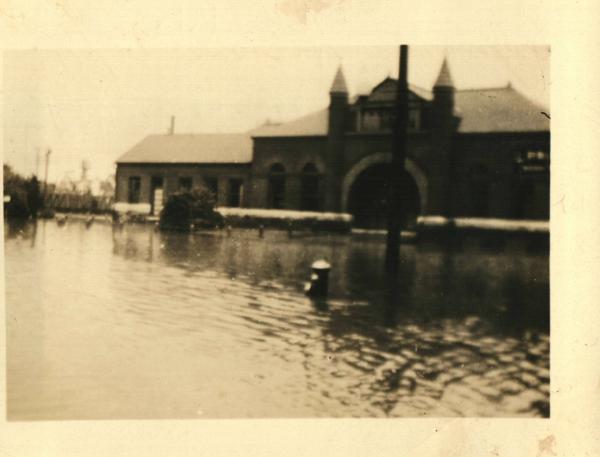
[115,59,550,228]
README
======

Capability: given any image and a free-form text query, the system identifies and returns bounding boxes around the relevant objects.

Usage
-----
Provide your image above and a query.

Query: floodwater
[5,218,549,420]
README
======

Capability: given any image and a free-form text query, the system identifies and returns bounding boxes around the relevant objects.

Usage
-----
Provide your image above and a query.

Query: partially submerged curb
[111,203,549,237]
[418,216,549,233]
[417,216,549,245]
[216,207,353,233]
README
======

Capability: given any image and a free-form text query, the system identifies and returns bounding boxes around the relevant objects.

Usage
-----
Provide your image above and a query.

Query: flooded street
[5,219,549,419]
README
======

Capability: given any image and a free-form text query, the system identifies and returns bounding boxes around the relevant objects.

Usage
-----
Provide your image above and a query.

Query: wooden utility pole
[385,45,409,271]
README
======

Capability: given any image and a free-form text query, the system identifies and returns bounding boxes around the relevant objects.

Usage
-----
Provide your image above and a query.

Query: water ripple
[5,220,549,419]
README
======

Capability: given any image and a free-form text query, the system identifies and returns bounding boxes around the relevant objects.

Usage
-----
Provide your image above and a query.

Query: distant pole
[43,148,52,198]
[35,147,40,177]
[385,45,409,270]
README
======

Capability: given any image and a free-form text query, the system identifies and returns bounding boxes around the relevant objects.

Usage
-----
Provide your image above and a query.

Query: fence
[45,192,114,214]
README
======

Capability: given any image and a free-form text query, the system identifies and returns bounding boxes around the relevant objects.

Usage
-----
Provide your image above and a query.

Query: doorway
[347,164,420,229]
[151,176,164,216]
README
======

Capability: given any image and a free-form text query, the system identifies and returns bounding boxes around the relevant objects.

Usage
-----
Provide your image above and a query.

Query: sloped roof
[454,86,549,133]
[251,108,329,137]
[252,84,548,137]
[117,133,252,164]
[409,84,435,101]
[367,78,433,103]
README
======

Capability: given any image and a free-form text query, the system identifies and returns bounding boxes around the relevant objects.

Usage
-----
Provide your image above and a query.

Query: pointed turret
[325,65,349,211]
[432,57,456,127]
[330,66,348,94]
[434,58,454,88]
[430,56,459,219]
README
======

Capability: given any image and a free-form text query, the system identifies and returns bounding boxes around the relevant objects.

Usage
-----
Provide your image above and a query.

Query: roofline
[409,83,432,93]
[356,77,433,97]
[367,76,394,94]
[345,130,430,138]
[251,129,550,141]
[453,130,550,137]
[140,132,251,137]
[373,81,534,95]
[251,134,327,140]
[454,84,515,92]
[340,82,549,112]
[456,84,549,112]
[250,129,550,140]
[116,161,252,166]
[456,84,546,103]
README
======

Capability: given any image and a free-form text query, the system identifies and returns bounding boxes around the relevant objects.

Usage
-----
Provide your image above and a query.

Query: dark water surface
[5,219,549,419]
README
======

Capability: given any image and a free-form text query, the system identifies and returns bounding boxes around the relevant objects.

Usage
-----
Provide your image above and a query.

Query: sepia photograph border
[1,1,599,456]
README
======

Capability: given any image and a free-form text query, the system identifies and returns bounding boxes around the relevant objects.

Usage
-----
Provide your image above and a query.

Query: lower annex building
[115,59,550,228]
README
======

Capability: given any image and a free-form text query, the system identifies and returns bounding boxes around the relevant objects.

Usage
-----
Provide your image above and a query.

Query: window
[469,164,489,217]
[178,177,193,192]
[204,177,218,198]
[301,163,320,211]
[379,109,394,130]
[151,176,163,189]
[518,150,550,173]
[362,110,381,131]
[268,163,286,209]
[227,179,243,207]
[128,176,141,203]
[525,150,549,161]
[513,150,550,220]
[408,109,420,130]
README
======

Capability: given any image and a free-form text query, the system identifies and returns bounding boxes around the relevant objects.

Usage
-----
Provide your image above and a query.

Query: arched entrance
[342,153,427,229]
[347,164,421,229]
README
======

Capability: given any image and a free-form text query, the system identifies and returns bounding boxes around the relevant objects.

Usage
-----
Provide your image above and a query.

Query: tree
[25,176,43,216]
[3,164,43,218]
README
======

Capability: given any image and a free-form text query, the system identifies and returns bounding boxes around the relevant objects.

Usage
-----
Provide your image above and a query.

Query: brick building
[115,59,550,228]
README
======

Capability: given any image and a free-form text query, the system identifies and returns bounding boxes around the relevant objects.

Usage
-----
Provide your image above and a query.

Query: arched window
[469,163,490,217]
[268,163,286,209]
[301,163,320,211]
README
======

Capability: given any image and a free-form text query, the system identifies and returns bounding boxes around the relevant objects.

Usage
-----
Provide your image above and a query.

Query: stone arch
[299,157,326,174]
[341,153,428,214]
[269,163,286,173]
[302,162,318,173]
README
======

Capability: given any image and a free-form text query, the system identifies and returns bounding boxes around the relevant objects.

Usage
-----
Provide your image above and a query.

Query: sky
[3,46,550,183]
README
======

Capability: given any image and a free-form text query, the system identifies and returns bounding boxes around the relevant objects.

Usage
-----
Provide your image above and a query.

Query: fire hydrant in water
[304,259,331,298]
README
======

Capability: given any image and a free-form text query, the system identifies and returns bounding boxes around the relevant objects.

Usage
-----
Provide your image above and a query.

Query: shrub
[25,176,43,216]
[159,187,223,232]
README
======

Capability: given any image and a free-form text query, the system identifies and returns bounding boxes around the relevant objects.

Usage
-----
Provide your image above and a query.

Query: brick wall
[115,163,251,208]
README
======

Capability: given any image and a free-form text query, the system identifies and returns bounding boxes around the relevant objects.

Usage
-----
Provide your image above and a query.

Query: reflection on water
[5,219,549,419]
